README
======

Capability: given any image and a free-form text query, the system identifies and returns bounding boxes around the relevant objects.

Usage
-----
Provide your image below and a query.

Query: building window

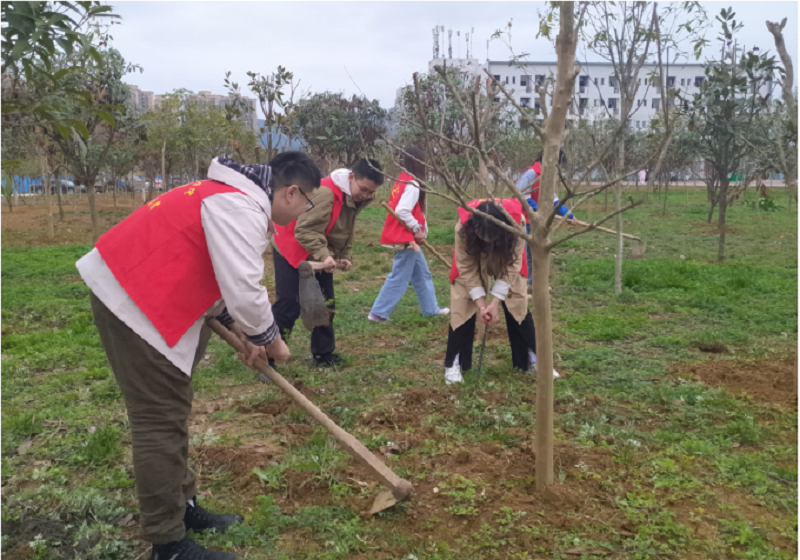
[642,99,647,107]
[493,75,500,82]
[520,97,530,108]
[636,120,640,128]
[493,97,500,103]
[520,78,527,87]
[594,77,598,85]
[695,76,705,87]
[594,99,599,106]
[601,78,605,86]
[652,98,660,110]
[681,78,685,86]
[512,76,516,84]
[667,76,675,87]
[505,76,509,84]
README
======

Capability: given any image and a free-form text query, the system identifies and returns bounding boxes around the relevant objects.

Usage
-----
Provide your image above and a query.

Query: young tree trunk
[112,173,117,208]
[614,183,623,294]
[86,182,100,243]
[161,139,167,192]
[717,179,729,262]
[41,158,53,239]
[55,176,64,220]
[73,180,78,211]
[531,242,554,487]
[532,0,577,490]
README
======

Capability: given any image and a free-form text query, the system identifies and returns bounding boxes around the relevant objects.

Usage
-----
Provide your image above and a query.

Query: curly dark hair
[459,200,518,275]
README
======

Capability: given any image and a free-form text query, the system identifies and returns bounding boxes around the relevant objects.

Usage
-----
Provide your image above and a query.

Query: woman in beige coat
[444,199,560,384]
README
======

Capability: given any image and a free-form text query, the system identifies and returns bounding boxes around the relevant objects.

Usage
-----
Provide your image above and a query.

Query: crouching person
[77,153,321,560]
[444,198,560,385]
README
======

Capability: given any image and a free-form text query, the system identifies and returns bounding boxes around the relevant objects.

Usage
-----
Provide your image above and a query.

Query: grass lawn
[1,187,797,559]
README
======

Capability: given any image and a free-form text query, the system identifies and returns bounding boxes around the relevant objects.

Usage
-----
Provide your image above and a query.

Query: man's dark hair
[270,151,322,193]
[535,149,567,165]
[351,158,384,186]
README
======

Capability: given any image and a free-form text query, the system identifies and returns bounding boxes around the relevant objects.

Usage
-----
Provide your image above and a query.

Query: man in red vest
[77,152,321,560]
[272,158,383,367]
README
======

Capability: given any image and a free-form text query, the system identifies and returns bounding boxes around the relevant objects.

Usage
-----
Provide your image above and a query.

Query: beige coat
[450,220,529,330]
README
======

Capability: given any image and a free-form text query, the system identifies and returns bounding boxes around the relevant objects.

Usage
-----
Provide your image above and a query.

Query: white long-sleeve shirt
[77,158,275,376]
[382,180,427,251]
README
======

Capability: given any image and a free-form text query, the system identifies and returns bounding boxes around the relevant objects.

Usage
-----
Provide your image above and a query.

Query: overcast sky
[110,1,799,115]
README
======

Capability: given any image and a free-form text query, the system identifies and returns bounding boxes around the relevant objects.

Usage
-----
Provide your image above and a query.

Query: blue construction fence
[1,175,158,193]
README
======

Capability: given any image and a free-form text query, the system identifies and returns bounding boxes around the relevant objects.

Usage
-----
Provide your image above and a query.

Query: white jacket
[77,157,276,375]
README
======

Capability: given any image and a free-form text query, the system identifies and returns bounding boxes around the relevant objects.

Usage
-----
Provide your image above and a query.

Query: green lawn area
[2,187,797,559]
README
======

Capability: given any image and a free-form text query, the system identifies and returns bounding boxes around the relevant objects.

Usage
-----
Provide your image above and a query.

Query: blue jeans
[370,249,441,319]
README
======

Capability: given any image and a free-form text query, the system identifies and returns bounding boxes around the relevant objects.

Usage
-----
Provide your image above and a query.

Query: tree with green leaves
[46,47,141,241]
[2,1,120,143]
[682,7,779,262]
[294,92,388,172]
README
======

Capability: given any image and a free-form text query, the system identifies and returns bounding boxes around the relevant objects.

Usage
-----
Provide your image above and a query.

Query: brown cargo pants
[91,293,212,544]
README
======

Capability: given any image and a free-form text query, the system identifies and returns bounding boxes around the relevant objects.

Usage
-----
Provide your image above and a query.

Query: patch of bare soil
[193,443,283,492]
[674,353,797,410]
[2,194,138,247]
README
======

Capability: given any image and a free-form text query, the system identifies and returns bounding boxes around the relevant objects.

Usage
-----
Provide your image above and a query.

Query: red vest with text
[95,181,246,347]
[273,176,344,268]
[380,172,426,244]
[449,198,528,283]
[525,161,542,204]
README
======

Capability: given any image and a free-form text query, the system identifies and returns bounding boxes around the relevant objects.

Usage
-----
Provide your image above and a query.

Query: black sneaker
[312,352,345,367]
[184,499,243,534]
[151,535,236,560]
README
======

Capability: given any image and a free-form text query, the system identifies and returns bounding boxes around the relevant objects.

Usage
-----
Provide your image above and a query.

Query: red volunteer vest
[449,198,528,283]
[95,180,246,347]
[380,172,426,244]
[272,176,344,268]
[526,161,542,204]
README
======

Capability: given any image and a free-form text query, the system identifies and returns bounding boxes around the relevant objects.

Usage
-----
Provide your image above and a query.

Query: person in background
[78,153,322,560]
[369,148,448,323]
[444,198,560,385]
[516,150,573,285]
[272,158,384,367]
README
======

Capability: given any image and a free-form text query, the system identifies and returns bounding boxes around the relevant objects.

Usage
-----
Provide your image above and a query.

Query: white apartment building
[396,56,776,129]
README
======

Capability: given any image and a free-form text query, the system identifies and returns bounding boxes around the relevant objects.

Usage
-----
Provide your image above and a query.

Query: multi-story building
[396,54,777,129]
[126,85,259,133]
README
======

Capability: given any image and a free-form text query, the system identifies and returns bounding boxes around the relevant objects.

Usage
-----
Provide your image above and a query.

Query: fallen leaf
[206,406,215,414]
[88,426,97,434]
[203,354,213,361]
[375,275,387,280]
[433,487,440,494]
[117,513,135,527]
[17,440,32,454]
[33,460,51,467]
[42,420,61,427]
[433,359,446,365]
[731,442,741,448]
[619,530,636,537]
[566,546,611,556]
[1,354,11,360]
[353,288,360,292]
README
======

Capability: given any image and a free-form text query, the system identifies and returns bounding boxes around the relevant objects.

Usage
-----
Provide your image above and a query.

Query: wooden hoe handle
[206,318,414,501]
[381,201,451,268]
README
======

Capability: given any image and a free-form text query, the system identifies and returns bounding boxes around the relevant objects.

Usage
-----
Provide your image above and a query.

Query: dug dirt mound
[674,352,797,409]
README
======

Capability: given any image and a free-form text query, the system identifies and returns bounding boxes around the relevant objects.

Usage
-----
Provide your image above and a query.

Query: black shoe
[151,535,236,560]
[312,352,345,367]
[184,499,243,534]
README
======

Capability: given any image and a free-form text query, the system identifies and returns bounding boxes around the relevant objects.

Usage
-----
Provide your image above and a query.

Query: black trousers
[272,250,336,357]
[445,302,536,371]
